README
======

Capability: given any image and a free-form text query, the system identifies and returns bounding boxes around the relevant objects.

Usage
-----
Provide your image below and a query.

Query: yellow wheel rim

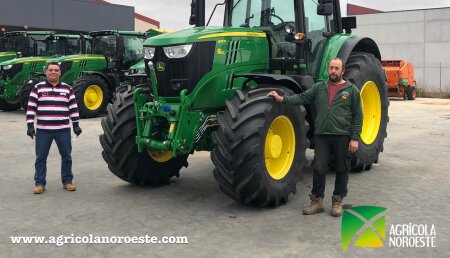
[84,85,104,111]
[265,115,296,180]
[147,150,173,163]
[360,81,381,145]
[6,98,19,104]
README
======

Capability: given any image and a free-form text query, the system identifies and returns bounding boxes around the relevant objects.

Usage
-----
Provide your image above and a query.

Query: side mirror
[189,0,205,27]
[342,16,357,34]
[189,0,196,25]
[317,3,333,16]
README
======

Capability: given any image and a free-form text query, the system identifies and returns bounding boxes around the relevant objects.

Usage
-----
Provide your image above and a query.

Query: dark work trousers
[311,135,351,198]
[34,129,73,186]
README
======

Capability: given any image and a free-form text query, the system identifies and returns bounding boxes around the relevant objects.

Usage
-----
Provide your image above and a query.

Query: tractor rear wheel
[19,78,39,111]
[344,52,389,171]
[407,86,416,100]
[99,89,188,185]
[73,75,110,118]
[211,86,309,207]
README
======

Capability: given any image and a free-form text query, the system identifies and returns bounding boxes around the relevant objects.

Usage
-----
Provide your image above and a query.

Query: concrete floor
[1,98,449,257]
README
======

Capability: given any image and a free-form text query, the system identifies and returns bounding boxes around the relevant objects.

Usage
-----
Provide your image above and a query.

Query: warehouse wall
[0,0,134,32]
[353,8,450,95]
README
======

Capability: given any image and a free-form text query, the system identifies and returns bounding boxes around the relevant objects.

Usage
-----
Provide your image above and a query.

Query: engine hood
[144,26,267,46]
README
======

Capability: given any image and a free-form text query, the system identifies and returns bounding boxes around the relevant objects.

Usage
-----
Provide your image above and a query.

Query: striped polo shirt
[26,81,80,131]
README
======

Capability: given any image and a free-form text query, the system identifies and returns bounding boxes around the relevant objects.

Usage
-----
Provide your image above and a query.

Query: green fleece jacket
[283,80,363,140]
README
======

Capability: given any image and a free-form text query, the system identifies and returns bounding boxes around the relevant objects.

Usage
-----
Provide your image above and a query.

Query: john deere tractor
[0,33,88,111]
[100,0,389,207]
[0,31,59,63]
[31,30,149,118]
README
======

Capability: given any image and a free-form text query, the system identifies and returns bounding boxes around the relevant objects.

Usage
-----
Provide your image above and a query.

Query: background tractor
[27,30,150,118]
[0,33,88,111]
[100,0,389,207]
[0,31,59,63]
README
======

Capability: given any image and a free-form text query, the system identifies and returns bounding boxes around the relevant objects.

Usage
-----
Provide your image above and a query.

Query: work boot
[331,195,343,217]
[34,185,45,194]
[63,183,76,191]
[303,194,324,215]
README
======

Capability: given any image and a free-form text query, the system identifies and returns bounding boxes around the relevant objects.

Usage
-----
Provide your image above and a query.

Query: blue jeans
[34,129,73,186]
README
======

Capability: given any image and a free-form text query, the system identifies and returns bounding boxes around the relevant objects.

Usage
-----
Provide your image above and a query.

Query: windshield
[230,0,295,28]
[43,38,77,56]
[92,35,117,56]
[4,35,28,53]
[0,37,4,51]
[31,35,49,56]
[122,35,145,69]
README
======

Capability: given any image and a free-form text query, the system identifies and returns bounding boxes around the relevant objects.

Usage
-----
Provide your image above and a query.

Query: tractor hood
[47,54,106,63]
[144,26,266,46]
[0,52,17,59]
[0,56,50,65]
[130,59,145,71]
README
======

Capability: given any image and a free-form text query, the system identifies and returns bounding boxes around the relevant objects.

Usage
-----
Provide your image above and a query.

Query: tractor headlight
[163,44,193,59]
[2,65,12,70]
[144,47,155,59]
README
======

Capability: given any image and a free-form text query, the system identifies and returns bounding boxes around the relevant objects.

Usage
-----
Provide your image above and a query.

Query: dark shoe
[34,185,45,194]
[303,194,324,215]
[331,195,343,217]
[63,183,76,191]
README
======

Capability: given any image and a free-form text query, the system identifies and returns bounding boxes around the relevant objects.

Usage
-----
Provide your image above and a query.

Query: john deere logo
[156,62,165,72]
[341,206,388,252]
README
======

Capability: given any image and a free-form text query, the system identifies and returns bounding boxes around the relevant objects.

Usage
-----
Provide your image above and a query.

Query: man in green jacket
[267,57,363,217]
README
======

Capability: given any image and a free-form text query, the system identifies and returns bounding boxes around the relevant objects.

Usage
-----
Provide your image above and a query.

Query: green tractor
[0,31,61,63]
[100,0,389,207]
[34,30,149,118]
[0,33,88,111]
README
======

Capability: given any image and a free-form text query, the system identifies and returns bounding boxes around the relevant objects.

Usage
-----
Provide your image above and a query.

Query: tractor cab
[2,31,55,58]
[44,34,90,56]
[90,30,148,79]
[220,0,349,77]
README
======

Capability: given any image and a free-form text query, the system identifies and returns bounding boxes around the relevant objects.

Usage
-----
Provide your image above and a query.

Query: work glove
[73,125,82,136]
[27,124,35,140]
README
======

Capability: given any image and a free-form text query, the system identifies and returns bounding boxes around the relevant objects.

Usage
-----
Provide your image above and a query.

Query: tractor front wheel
[99,89,188,185]
[73,75,110,118]
[0,98,20,111]
[211,86,309,207]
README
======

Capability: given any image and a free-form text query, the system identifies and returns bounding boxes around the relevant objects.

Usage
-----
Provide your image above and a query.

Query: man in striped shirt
[26,62,82,194]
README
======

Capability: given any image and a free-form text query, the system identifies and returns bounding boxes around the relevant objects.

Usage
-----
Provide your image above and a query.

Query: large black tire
[19,78,39,111]
[73,75,111,118]
[344,52,389,171]
[406,86,416,100]
[211,86,309,207]
[0,98,20,111]
[99,89,188,186]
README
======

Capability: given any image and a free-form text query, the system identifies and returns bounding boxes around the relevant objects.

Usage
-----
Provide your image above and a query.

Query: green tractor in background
[0,31,58,64]
[100,0,389,207]
[0,33,88,111]
[31,30,150,118]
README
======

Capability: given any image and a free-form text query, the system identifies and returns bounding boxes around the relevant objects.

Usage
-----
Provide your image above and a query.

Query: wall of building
[135,19,158,32]
[353,8,450,95]
[0,0,134,32]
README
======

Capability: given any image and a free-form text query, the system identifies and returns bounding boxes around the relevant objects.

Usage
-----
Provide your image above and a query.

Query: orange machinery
[381,60,417,100]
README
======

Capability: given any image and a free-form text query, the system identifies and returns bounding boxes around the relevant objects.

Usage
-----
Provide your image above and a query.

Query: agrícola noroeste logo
[341,206,437,252]
[341,206,387,252]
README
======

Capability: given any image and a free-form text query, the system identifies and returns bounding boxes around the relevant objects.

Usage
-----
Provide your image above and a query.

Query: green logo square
[341,206,388,252]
